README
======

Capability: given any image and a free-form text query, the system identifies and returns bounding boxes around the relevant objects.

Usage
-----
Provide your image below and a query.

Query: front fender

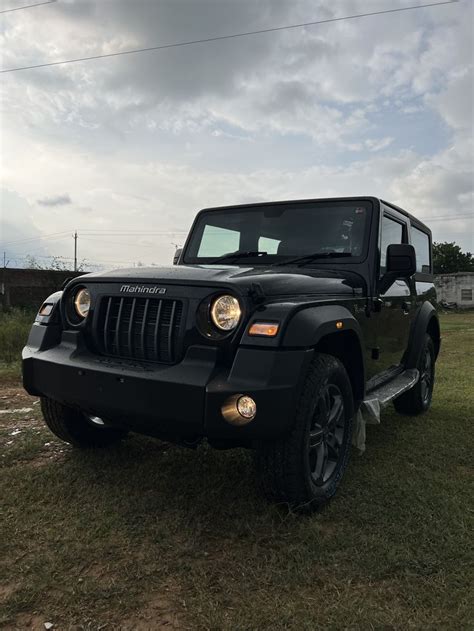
[240,302,362,349]
[22,291,64,364]
[240,302,366,402]
[283,304,362,348]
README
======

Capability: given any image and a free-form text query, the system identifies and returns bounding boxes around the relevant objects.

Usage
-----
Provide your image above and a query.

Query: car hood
[81,264,365,298]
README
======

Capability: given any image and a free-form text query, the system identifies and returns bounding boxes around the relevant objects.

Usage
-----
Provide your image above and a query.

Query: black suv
[23,197,440,510]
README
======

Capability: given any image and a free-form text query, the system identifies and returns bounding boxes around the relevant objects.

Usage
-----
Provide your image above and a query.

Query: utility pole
[73,231,78,271]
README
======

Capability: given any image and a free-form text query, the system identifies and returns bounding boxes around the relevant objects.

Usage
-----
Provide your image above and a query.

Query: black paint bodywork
[22,196,440,447]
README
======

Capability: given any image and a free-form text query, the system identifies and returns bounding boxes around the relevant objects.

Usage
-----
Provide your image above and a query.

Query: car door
[374,211,414,375]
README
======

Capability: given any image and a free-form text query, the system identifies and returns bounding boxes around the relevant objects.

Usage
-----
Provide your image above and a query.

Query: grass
[0,308,36,364]
[0,312,473,629]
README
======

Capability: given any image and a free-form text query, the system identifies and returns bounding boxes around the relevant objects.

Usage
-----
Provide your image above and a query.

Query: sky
[0,0,473,270]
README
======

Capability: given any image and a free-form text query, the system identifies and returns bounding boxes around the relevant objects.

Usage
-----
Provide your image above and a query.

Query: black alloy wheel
[256,353,354,511]
[308,384,345,486]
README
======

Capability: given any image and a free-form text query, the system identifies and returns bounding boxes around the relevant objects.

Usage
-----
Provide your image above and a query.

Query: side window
[380,215,404,271]
[258,236,281,254]
[197,225,240,257]
[411,226,431,273]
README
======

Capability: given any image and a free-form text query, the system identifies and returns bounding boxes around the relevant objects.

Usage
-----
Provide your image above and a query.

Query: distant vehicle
[23,197,440,510]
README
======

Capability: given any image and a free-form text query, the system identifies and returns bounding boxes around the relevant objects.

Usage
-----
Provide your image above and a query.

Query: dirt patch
[0,384,42,435]
[26,449,68,469]
[0,415,43,432]
[0,385,38,411]
[10,613,47,630]
[0,583,17,602]
[125,580,187,630]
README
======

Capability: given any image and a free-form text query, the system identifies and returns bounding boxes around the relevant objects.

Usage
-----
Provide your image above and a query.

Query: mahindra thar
[23,197,440,510]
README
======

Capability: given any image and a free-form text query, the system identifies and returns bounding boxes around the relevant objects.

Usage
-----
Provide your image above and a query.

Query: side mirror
[173,248,183,265]
[379,244,416,294]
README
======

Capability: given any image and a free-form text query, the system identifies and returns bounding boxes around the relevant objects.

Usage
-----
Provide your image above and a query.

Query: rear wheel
[256,354,354,511]
[41,397,127,448]
[393,334,435,415]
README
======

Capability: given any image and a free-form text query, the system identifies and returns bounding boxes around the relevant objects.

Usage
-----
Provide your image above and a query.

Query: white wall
[435,273,474,308]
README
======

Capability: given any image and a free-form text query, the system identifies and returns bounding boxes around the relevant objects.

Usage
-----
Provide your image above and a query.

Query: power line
[1,212,471,248]
[0,231,70,246]
[0,0,55,14]
[0,0,459,74]
[80,230,189,235]
[80,237,177,247]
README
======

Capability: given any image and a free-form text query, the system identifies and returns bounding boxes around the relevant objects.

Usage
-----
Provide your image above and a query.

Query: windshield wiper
[209,250,267,264]
[274,252,352,266]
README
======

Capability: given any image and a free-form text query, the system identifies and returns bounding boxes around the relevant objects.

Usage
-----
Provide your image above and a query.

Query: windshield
[184,200,371,264]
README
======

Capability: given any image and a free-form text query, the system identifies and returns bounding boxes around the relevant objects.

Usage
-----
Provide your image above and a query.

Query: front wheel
[256,354,354,511]
[41,397,127,448]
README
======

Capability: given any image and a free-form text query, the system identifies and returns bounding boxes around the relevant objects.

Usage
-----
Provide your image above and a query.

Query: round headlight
[74,288,91,318]
[210,295,241,331]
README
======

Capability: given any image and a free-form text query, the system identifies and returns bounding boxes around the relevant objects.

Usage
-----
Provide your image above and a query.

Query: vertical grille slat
[97,296,183,364]
[127,298,136,357]
[167,301,177,362]
[140,298,150,360]
[153,300,163,359]
[114,298,125,355]
[103,297,113,354]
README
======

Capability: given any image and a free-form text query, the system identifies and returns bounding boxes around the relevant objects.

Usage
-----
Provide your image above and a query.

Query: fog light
[221,394,257,425]
[237,395,257,420]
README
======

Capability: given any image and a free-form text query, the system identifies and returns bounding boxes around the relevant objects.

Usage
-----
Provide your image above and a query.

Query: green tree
[432,242,474,274]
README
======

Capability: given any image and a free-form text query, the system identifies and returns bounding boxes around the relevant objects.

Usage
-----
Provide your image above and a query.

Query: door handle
[402,301,411,313]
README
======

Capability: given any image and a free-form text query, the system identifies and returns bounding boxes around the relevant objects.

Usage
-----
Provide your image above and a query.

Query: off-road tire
[41,397,127,448]
[256,353,354,512]
[393,334,435,415]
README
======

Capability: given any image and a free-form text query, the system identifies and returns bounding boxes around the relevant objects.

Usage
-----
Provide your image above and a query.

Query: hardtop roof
[198,196,431,234]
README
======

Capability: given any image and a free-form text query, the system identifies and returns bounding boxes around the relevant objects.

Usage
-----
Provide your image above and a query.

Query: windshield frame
[182,198,374,266]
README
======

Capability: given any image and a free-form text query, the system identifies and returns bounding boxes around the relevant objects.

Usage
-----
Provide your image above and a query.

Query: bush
[0,308,36,363]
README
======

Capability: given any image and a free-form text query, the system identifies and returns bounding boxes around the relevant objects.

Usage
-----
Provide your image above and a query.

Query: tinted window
[185,201,371,263]
[380,215,404,270]
[412,226,431,273]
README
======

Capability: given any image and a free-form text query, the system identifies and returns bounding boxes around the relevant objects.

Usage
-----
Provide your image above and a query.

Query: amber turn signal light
[248,322,280,337]
[38,303,53,316]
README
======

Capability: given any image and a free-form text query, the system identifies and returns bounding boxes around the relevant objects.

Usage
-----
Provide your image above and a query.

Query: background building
[435,273,474,308]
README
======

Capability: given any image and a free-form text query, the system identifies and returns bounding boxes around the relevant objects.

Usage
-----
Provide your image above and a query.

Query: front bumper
[22,324,312,443]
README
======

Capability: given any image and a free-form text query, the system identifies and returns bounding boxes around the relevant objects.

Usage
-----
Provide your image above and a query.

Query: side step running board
[361,369,419,424]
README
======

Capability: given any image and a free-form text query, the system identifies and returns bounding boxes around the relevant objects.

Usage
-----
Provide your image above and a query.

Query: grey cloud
[37,194,72,206]
[1,0,472,259]
[4,0,470,146]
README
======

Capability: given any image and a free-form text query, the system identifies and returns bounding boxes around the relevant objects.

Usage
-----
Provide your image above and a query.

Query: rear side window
[380,215,404,271]
[258,236,281,254]
[411,226,431,273]
[197,225,240,257]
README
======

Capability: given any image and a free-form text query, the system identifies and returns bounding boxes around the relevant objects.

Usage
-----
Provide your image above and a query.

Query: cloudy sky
[0,0,472,269]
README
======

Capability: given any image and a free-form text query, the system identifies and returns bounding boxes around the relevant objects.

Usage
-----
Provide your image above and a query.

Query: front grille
[96,296,184,364]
